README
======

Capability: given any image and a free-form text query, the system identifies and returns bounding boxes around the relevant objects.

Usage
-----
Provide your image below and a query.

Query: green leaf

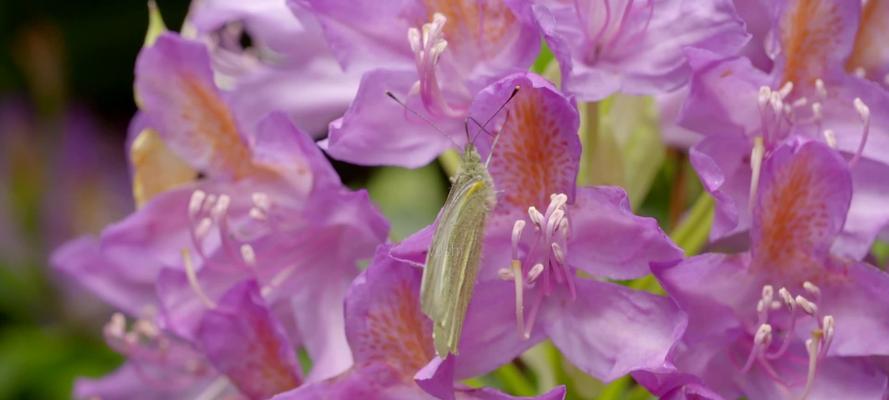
[873,240,889,270]
[577,96,666,209]
[596,376,630,400]
[670,192,715,256]
[491,362,537,396]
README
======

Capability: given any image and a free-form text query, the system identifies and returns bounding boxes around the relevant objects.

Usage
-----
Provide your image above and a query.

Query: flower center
[740,283,835,399]
[748,82,870,206]
[183,189,298,306]
[499,193,573,338]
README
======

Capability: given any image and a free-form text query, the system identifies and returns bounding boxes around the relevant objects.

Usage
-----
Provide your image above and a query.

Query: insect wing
[421,167,492,357]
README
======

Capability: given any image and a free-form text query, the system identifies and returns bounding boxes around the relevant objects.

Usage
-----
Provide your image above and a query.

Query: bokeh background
[0,2,193,398]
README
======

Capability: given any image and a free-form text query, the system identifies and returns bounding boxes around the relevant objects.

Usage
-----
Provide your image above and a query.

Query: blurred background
[0,2,193,398]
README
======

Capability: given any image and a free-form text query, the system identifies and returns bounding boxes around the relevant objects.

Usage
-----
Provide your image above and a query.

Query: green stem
[438,149,461,178]
[492,362,536,396]
[670,192,715,256]
[596,376,630,400]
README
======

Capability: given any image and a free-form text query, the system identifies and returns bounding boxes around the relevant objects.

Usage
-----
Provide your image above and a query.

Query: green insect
[388,87,519,357]
[422,141,497,357]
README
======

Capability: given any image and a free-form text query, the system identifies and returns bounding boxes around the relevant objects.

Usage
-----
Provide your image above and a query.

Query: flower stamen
[850,97,870,167]
[407,13,463,118]
[181,248,216,309]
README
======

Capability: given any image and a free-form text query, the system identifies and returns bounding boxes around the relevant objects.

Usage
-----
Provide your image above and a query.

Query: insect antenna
[464,85,521,167]
[385,91,461,149]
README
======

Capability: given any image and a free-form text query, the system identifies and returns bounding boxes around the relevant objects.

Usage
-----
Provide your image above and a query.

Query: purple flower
[845,0,889,86]
[273,245,567,400]
[296,0,540,167]
[393,72,686,383]
[511,0,748,101]
[677,0,889,258]
[53,33,388,398]
[186,0,362,136]
[651,139,889,399]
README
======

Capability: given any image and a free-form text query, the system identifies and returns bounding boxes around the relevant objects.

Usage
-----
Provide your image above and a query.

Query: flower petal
[567,186,683,280]
[323,68,460,167]
[678,48,770,138]
[819,261,889,357]
[456,386,567,400]
[832,156,889,259]
[653,253,759,342]
[751,140,852,280]
[74,362,214,400]
[689,134,752,239]
[196,280,302,399]
[52,188,197,315]
[415,357,456,400]
[471,72,580,213]
[524,0,748,100]
[345,246,435,377]
[454,279,546,379]
[250,112,341,194]
[845,0,889,81]
[774,0,861,88]
[134,33,258,179]
[542,279,687,382]
[292,0,415,71]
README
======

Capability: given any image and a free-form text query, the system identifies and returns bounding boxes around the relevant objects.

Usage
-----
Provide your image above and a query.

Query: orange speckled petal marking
[751,140,852,277]
[135,33,260,180]
[778,0,860,87]
[347,250,434,380]
[423,0,519,60]
[846,0,889,75]
[473,73,580,213]
[197,281,302,399]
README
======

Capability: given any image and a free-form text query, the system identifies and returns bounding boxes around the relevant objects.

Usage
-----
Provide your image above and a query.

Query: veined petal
[653,253,759,342]
[454,279,546,379]
[189,0,361,136]
[845,0,889,82]
[689,134,752,240]
[567,187,683,280]
[74,361,215,400]
[472,72,580,213]
[678,48,770,138]
[323,69,460,167]
[52,188,197,315]
[345,246,435,377]
[542,279,687,382]
[135,33,260,179]
[250,113,341,194]
[751,140,852,279]
[525,0,748,100]
[456,386,567,400]
[833,157,889,259]
[818,261,889,357]
[292,0,416,71]
[775,0,861,88]
[197,280,302,399]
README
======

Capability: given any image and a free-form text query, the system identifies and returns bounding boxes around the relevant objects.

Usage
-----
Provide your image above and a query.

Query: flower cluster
[52,0,889,399]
